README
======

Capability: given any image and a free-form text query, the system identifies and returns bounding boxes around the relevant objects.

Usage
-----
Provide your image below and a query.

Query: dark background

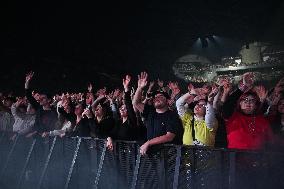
[1,1,284,95]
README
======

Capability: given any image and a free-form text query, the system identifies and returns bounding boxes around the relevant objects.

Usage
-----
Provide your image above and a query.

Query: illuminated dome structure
[173,42,284,84]
[173,54,217,83]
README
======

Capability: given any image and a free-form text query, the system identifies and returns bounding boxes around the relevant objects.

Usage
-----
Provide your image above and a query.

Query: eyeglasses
[119,107,127,111]
[196,104,206,108]
[241,98,257,104]
[154,95,166,99]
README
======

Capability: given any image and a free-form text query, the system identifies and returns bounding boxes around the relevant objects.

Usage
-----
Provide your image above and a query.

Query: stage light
[200,37,208,48]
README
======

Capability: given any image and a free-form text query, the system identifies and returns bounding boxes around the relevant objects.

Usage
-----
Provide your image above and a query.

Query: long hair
[235,91,261,114]
[95,97,113,120]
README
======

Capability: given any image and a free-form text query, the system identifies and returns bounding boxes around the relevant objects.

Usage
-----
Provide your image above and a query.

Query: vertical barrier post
[0,132,5,145]
[191,148,197,189]
[228,152,236,189]
[130,145,141,189]
[157,148,166,189]
[172,146,181,189]
[36,136,57,189]
[16,139,36,189]
[220,150,226,189]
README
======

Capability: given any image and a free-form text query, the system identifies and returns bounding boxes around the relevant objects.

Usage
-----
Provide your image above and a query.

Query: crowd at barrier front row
[1,71,284,156]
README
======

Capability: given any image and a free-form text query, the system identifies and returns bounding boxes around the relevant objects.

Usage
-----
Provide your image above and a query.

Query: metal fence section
[0,132,284,189]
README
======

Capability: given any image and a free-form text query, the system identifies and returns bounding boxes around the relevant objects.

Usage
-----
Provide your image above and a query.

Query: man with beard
[133,72,183,155]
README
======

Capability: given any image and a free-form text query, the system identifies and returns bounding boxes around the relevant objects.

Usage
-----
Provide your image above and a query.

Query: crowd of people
[1,71,284,154]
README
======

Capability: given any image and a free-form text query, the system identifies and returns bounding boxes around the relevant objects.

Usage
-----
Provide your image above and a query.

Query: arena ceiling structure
[1,1,284,93]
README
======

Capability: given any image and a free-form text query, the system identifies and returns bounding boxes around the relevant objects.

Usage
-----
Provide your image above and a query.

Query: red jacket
[226,112,272,150]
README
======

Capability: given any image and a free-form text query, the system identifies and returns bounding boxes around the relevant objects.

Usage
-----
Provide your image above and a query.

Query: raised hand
[270,93,282,106]
[187,83,194,92]
[253,85,268,103]
[242,72,255,89]
[274,77,284,94]
[113,89,121,99]
[122,75,131,91]
[25,71,34,89]
[106,137,114,151]
[82,108,93,119]
[137,72,148,89]
[208,84,219,102]
[15,97,24,107]
[276,77,284,87]
[149,81,155,89]
[25,71,34,83]
[96,87,107,98]
[168,82,180,97]
[193,94,207,102]
[191,88,206,96]
[87,83,93,93]
[223,82,232,95]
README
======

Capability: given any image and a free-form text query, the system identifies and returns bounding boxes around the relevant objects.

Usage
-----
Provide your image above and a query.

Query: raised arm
[11,98,26,120]
[222,72,255,118]
[175,92,194,117]
[132,72,148,113]
[24,71,40,110]
[104,89,120,121]
[205,103,217,129]
[123,75,137,127]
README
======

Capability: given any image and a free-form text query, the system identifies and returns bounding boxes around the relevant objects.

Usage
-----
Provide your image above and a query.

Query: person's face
[18,106,27,113]
[34,93,41,102]
[3,99,13,108]
[240,95,257,115]
[92,104,104,117]
[39,95,50,106]
[65,105,72,113]
[194,100,206,116]
[74,104,84,116]
[119,104,128,118]
[278,99,284,114]
[153,94,168,109]
[86,93,93,105]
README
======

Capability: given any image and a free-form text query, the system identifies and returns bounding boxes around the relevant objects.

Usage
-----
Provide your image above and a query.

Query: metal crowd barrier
[0,132,284,189]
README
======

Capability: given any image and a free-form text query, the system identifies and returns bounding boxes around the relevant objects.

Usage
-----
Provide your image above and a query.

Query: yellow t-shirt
[181,112,217,146]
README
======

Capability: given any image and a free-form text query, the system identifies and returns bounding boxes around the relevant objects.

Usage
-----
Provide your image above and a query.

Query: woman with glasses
[222,73,273,150]
[176,86,218,146]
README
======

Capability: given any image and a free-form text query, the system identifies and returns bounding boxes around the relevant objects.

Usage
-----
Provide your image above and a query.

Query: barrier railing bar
[92,142,107,189]
[36,136,57,189]
[0,135,19,178]
[64,137,82,189]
